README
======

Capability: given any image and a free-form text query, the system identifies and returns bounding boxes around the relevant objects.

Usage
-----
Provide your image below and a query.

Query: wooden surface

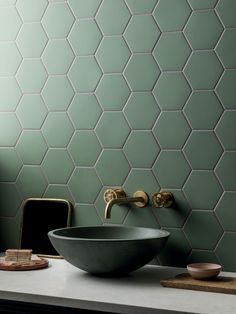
[0,254,48,271]
[161,273,236,294]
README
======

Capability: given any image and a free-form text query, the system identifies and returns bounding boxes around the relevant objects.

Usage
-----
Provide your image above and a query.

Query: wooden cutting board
[161,273,236,295]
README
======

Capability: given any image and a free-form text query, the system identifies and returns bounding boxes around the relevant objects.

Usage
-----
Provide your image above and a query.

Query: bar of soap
[5,249,32,261]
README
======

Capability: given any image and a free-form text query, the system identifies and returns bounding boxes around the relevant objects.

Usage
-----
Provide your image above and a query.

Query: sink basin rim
[48,225,170,242]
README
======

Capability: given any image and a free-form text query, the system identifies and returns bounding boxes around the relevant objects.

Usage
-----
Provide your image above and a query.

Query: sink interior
[52,225,168,240]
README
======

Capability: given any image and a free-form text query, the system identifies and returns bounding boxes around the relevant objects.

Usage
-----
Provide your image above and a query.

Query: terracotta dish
[187,263,222,280]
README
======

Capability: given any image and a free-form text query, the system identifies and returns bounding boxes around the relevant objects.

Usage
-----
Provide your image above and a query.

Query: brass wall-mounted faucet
[103,188,149,219]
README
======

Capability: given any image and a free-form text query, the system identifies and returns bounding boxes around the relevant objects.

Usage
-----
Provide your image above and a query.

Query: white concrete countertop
[0,259,236,314]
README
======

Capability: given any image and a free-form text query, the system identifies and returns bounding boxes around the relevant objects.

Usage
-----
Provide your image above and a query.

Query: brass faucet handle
[103,188,126,203]
[152,191,174,208]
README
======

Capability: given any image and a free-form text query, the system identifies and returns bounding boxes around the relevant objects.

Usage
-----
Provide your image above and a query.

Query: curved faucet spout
[105,196,145,219]
[104,190,149,219]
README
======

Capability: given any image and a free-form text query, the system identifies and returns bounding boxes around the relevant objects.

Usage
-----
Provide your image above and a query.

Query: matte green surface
[183,171,222,209]
[184,11,223,50]
[216,192,236,232]
[184,91,223,129]
[184,211,223,250]
[42,2,74,39]
[216,29,236,68]
[96,74,130,110]
[0,43,22,76]
[96,37,130,73]
[0,0,236,271]
[153,72,191,110]
[124,15,160,53]
[16,23,47,58]
[48,225,169,274]
[96,112,130,148]
[154,0,191,31]
[216,0,236,28]
[126,0,157,13]
[216,70,236,109]
[183,131,223,169]
[153,151,191,188]
[16,131,47,165]
[16,95,47,129]
[124,93,160,129]
[42,40,74,75]
[69,20,101,56]
[124,131,159,167]
[153,32,191,71]
[68,131,101,166]
[184,51,223,90]
[215,111,236,149]
[0,78,21,111]
[153,111,191,149]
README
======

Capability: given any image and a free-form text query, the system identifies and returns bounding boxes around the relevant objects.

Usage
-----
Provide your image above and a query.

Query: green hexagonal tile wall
[42,76,74,111]
[184,91,223,130]
[16,60,47,93]
[42,149,74,184]
[216,0,236,28]
[0,43,22,76]
[183,171,222,209]
[96,74,130,110]
[184,51,223,90]
[16,23,48,58]
[42,40,74,75]
[1,0,236,271]
[216,70,236,109]
[0,6,22,40]
[96,37,130,73]
[153,33,191,71]
[153,151,191,189]
[68,0,102,19]
[215,192,236,232]
[68,19,102,56]
[124,131,160,168]
[68,131,102,166]
[68,94,102,129]
[184,11,223,50]
[16,0,47,22]
[16,130,47,165]
[96,0,130,35]
[215,111,236,150]
[153,111,191,149]
[183,131,223,169]
[0,148,22,182]
[216,29,236,69]
[184,211,223,250]
[187,0,218,9]
[16,95,47,129]
[96,149,130,186]
[153,72,191,110]
[154,0,191,32]
[124,92,160,129]
[124,54,160,91]
[0,78,21,111]
[124,15,160,53]
[42,2,74,39]
[68,56,102,92]
[41,112,74,148]
[96,112,130,148]
[125,0,157,14]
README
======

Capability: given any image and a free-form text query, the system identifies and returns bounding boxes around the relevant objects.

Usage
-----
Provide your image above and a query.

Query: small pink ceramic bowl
[187,263,222,280]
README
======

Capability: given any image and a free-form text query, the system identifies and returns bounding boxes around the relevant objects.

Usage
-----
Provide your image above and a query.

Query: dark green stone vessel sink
[48,225,169,275]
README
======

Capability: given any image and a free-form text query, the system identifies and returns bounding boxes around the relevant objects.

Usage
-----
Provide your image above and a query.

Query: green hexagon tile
[0,0,236,271]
